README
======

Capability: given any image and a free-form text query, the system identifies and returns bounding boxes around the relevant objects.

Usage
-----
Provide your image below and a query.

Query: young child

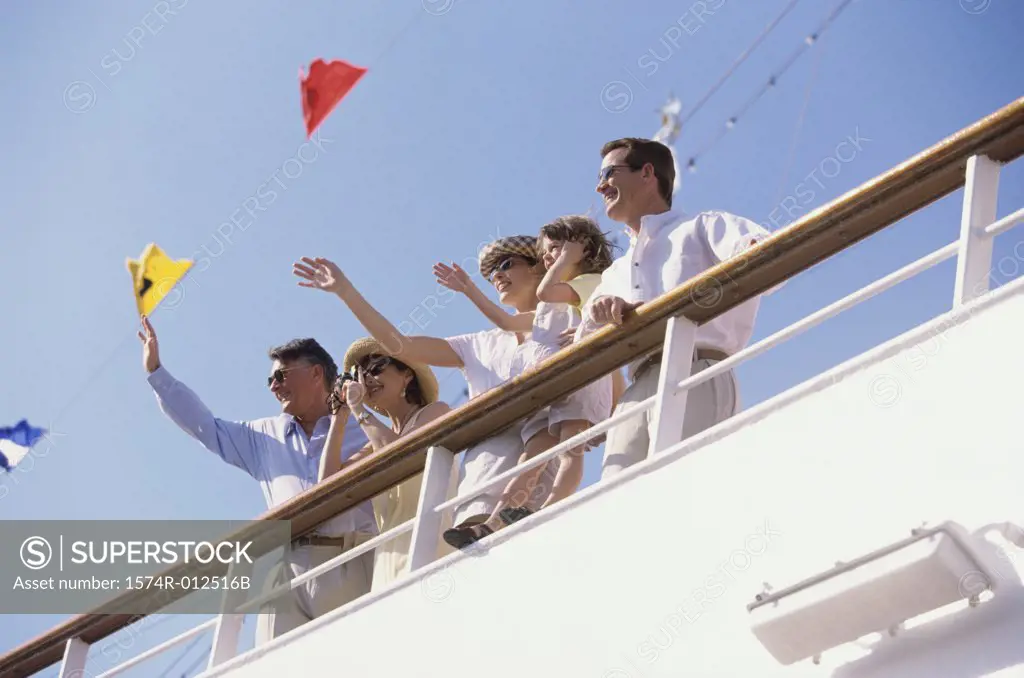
[433,215,621,548]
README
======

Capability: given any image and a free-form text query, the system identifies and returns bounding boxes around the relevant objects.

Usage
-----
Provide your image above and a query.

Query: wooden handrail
[3,96,1022,678]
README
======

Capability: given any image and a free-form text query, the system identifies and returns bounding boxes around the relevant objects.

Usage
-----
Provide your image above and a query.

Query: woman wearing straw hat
[293,237,559,533]
[318,337,457,589]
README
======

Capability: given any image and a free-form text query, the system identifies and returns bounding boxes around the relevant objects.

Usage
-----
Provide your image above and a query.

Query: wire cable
[678,0,805,130]
[772,8,829,208]
[682,0,858,173]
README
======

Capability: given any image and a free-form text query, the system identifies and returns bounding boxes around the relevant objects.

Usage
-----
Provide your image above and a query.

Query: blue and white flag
[0,420,46,472]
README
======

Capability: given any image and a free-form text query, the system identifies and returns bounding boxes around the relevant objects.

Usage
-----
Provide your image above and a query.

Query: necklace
[394,405,423,434]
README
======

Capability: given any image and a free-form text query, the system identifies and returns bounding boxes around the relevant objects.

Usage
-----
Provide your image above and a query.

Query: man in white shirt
[577,137,773,478]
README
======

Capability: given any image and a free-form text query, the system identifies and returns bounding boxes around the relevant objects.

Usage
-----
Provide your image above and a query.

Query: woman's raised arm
[294,256,464,368]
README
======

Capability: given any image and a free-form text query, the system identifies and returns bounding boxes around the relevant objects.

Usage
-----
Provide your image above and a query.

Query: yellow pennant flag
[125,244,194,316]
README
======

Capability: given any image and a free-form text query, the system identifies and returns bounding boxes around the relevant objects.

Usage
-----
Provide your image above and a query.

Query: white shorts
[521,373,613,444]
[454,424,559,526]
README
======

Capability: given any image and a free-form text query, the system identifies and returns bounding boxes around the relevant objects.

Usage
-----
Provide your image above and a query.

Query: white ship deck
[2,97,1023,678]
[211,273,1024,678]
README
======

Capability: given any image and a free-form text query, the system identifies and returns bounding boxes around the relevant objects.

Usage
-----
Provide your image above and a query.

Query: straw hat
[341,337,440,412]
[478,235,539,279]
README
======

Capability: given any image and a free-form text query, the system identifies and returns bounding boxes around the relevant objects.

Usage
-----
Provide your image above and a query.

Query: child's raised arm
[537,241,587,305]
[433,262,534,333]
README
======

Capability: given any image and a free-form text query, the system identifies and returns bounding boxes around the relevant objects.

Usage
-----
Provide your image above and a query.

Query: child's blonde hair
[538,215,615,275]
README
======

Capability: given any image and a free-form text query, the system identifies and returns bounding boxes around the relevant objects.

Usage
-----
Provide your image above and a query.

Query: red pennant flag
[300,58,368,138]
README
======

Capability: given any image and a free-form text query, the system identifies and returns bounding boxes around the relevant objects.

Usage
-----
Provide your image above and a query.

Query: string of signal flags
[126,58,367,318]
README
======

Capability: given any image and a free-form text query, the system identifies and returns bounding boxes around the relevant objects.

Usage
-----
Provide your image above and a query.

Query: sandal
[498,506,533,525]
[442,523,494,550]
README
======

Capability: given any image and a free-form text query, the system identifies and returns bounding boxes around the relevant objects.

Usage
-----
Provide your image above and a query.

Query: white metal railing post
[59,637,90,677]
[647,315,699,458]
[207,558,254,669]
[953,154,1001,306]
[407,445,457,572]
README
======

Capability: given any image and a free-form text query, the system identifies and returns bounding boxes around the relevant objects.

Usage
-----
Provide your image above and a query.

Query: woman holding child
[432,216,618,547]
[294,215,617,550]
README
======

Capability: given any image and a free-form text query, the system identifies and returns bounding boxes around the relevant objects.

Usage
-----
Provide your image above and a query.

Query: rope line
[772,7,829,208]
[682,0,858,172]
[678,0,805,130]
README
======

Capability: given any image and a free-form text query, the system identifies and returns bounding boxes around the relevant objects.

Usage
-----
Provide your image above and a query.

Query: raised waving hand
[433,261,475,294]
[293,257,350,295]
[137,315,161,373]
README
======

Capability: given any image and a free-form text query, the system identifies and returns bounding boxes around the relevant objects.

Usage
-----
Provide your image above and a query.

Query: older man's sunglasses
[267,364,313,388]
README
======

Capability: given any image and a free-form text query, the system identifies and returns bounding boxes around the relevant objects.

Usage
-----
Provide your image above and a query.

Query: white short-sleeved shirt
[447,328,551,399]
[531,272,603,348]
[531,302,579,350]
[577,210,778,368]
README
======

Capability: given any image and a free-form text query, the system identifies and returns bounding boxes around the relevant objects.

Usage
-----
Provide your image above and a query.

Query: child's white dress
[521,273,612,443]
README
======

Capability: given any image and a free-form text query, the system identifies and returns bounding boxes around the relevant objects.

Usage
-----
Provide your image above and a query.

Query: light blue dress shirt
[147,366,377,536]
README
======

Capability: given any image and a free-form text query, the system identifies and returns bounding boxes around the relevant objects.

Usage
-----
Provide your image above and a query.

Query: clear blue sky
[2,0,1022,674]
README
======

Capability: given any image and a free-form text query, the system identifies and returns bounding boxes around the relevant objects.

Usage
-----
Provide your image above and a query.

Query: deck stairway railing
[2,96,1023,678]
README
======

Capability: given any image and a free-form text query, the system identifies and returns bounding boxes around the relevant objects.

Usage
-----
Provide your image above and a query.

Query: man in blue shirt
[138,316,376,644]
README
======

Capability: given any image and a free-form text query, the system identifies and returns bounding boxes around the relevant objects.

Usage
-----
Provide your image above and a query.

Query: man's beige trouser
[254,533,374,645]
[601,357,738,479]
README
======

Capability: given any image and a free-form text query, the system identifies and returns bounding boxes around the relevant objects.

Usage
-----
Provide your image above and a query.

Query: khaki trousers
[601,358,738,479]
[254,533,374,645]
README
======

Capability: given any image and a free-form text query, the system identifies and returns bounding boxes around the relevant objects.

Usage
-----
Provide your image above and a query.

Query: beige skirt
[370,460,461,591]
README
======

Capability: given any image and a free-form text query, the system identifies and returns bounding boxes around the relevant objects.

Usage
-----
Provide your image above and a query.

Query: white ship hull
[205,275,1024,678]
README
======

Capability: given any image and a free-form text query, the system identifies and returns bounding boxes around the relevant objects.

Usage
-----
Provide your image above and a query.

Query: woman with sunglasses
[432,216,619,549]
[293,237,559,534]
[318,337,457,590]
